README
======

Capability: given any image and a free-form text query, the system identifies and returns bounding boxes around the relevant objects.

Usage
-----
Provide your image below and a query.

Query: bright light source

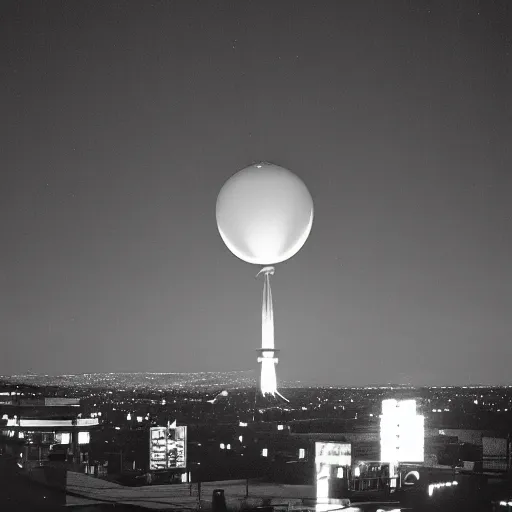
[136,416,143,423]
[239,435,243,442]
[262,448,268,457]
[337,467,343,478]
[299,448,305,459]
[220,443,225,450]
[115,426,120,430]
[18,432,24,439]
[239,422,248,427]
[355,467,360,477]
[58,432,71,444]
[127,413,131,421]
[227,444,231,450]
[277,424,284,430]
[380,399,424,463]
[316,461,331,500]
[78,431,90,444]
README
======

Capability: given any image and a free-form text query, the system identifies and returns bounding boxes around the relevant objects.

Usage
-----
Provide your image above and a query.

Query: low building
[0,392,99,470]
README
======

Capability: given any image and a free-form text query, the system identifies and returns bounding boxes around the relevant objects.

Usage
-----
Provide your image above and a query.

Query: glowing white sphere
[216,162,314,265]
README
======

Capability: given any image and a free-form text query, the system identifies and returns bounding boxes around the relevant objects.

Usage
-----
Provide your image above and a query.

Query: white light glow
[316,461,331,500]
[299,448,305,459]
[137,416,143,423]
[277,424,284,430]
[428,481,458,497]
[239,422,247,427]
[56,432,71,444]
[380,399,424,463]
[227,444,231,450]
[7,418,98,427]
[78,431,90,444]
[262,448,268,457]
[239,436,243,442]
[216,163,314,265]
[257,268,289,401]
[220,443,225,450]
[77,418,99,426]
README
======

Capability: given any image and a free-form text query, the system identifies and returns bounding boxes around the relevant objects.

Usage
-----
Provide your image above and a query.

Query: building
[0,390,99,470]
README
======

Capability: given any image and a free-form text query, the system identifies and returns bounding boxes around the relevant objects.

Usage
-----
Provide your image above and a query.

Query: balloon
[216,162,314,265]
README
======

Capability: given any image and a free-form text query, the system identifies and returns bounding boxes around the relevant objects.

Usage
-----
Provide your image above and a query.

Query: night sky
[1,1,511,386]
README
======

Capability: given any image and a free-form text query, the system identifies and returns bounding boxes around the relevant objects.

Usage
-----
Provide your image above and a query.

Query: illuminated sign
[315,442,351,466]
[315,442,351,501]
[5,418,99,428]
[149,423,187,471]
[380,399,424,463]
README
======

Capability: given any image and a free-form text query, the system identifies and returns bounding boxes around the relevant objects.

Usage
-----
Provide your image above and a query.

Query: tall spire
[256,267,288,402]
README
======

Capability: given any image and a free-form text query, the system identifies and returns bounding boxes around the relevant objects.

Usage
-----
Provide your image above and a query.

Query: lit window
[262,448,268,457]
[299,448,305,459]
[78,431,90,444]
[220,443,225,450]
[337,467,343,478]
[227,444,231,450]
[277,425,284,431]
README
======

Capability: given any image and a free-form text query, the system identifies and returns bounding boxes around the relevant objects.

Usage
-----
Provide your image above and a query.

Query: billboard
[149,424,187,471]
[315,442,351,466]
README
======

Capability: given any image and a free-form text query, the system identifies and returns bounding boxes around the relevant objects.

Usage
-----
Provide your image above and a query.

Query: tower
[256,266,288,402]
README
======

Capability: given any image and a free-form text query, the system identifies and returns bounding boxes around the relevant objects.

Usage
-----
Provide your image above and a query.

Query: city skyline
[1,1,511,386]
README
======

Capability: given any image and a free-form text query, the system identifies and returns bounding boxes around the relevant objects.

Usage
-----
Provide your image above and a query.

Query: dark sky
[1,1,511,386]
